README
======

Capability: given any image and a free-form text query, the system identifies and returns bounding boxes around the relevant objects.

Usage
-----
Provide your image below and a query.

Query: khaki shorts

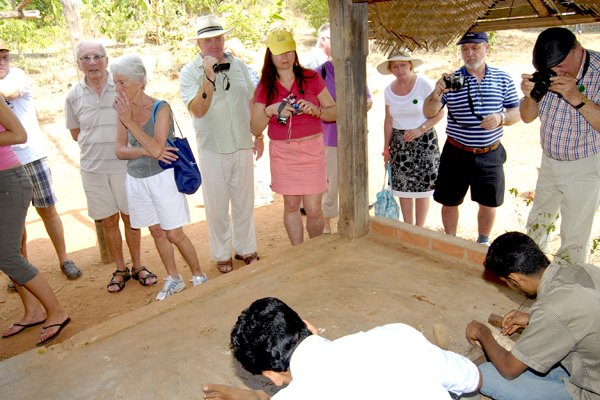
[80,170,129,220]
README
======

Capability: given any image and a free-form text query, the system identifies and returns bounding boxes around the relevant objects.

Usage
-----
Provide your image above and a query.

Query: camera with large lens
[444,72,465,91]
[213,63,230,73]
[529,69,557,102]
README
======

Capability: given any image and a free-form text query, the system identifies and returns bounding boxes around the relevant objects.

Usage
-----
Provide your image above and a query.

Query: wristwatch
[574,96,590,110]
[421,124,427,132]
[500,112,506,125]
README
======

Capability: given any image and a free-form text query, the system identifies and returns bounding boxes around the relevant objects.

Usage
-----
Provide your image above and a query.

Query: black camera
[444,72,464,91]
[529,69,557,102]
[213,63,230,73]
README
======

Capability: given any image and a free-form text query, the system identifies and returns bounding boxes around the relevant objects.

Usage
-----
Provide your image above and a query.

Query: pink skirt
[269,135,328,195]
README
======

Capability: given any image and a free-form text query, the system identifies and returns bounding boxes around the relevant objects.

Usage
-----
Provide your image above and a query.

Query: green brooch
[578,84,585,93]
[413,99,418,104]
[299,90,305,95]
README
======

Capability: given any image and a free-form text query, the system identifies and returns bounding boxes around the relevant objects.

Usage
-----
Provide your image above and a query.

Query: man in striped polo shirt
[521,28,600,265]
[424,32,520,245]
[180,15,259,272]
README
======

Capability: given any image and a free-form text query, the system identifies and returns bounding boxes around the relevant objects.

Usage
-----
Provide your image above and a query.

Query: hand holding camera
[444,72,465,91]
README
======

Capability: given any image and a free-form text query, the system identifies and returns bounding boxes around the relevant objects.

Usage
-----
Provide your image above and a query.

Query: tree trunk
[59,0,84,80]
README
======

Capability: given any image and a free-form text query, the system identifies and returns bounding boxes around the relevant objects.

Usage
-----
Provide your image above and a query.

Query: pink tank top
[0,124,22,170]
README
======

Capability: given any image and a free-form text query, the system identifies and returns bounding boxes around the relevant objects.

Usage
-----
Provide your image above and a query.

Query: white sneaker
[191,273,208,287]
[254,195,274,207]
[156,274,185,301]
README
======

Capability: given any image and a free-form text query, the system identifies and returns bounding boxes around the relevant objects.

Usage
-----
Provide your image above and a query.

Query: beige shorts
[80,170,129,220]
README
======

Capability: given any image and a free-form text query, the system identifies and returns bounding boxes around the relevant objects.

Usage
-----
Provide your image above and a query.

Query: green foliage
[82,0,149,45]
[289,0,328,32]
[218,0,286,47]
[0,20,54,58]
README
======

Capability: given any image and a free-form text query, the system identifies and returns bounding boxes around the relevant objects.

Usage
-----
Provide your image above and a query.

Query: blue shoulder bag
[153,101,202,195]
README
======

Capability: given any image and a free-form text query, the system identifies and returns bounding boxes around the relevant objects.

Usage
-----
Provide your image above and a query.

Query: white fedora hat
[377,50,424,75]
[187,14,233,43]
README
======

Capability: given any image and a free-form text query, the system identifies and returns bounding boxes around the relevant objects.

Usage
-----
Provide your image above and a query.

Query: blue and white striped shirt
[442,65,519,147]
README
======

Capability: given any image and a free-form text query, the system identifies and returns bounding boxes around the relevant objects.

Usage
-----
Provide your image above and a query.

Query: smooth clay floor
[0,233,521,399]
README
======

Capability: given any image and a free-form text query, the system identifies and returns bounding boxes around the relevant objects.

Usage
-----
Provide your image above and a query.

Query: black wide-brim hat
[533,27,576,70]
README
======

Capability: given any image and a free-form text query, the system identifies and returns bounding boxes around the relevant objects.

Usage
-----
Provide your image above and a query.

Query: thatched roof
[367,0,600,54]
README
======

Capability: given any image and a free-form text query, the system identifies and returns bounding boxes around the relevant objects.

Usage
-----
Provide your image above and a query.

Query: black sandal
[132,266,157,287]
[107,267,131,293]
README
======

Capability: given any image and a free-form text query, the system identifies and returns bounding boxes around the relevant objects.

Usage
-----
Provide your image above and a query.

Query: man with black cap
[424,32,520,246]
[520,27,600,265]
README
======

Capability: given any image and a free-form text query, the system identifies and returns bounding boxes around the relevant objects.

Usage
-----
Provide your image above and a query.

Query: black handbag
[153,101,202,195]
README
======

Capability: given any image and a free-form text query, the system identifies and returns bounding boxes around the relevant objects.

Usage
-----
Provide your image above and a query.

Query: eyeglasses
[79,54,105,63]
[0,55,11,63]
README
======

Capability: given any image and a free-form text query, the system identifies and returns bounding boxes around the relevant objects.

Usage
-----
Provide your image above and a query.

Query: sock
[477,235,489,244]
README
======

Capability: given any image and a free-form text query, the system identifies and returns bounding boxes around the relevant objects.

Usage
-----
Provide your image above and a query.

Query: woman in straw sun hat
[378,50,445,228]
[250,30,336,246]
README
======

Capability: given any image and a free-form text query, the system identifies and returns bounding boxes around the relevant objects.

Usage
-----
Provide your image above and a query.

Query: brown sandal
[107,267,131,292]
[217,259,233,273]
[234,252,260,265]
[132,266,157,286]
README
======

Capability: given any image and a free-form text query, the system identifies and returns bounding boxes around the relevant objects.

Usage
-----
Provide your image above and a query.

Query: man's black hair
[485,232,550,278]
[230,297,313,375]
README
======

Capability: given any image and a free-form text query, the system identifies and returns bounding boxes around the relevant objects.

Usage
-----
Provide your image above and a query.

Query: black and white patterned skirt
[389,127,440,198]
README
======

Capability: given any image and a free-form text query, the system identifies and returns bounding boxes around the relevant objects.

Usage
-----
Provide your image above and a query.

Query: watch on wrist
[575,96,590,110]
[254,133,264,140]
[500,112,506,125]
[421,124,427,132]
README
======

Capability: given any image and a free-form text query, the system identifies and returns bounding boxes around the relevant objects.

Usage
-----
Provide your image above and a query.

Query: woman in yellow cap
[251,30,336,246]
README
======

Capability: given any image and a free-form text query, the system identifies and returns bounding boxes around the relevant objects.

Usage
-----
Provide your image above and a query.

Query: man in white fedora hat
[180,15,260,273]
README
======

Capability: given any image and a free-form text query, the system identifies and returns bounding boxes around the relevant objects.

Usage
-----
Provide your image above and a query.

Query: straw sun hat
[187,14,233,43]
[376,50,424,75]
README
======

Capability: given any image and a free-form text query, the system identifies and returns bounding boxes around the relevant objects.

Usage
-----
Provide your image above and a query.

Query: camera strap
[447,80,485,128]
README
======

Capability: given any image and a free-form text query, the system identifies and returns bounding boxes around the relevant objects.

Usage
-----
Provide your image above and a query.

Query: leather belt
[447,136,500,155]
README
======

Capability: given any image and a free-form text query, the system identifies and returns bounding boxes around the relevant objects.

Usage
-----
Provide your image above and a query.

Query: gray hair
[76,40,107,59]
[317,23,330,40]
[110,54,148,89]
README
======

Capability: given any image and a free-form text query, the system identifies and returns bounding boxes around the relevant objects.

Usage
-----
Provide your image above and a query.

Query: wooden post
[329,0,370,240]
[59,0,84,80]
[95,220,114,264]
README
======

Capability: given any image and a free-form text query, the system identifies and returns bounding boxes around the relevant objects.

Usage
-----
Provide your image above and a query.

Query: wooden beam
[0,10,39,19]
[472,14,600,31]
[94,220,114,264]
[330,0,370,240]
[527,0,551,17]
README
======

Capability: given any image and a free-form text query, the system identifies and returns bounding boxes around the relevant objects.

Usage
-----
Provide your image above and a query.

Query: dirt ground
[1,19,599,359]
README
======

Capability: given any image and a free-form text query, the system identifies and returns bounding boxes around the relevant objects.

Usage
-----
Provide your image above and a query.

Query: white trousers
[198,148,257,261]
[322,146,339,218]
[527,152,600,265]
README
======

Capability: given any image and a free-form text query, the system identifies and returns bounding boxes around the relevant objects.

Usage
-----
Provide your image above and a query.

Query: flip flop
[36,317,71,347]
[2,319,46,338]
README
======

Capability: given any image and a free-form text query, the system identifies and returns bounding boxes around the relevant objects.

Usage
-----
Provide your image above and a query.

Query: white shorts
[80,170,129,220]
[125,169,191,230]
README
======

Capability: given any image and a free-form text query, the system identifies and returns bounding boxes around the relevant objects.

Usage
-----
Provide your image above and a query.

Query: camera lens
[530,82,548,102]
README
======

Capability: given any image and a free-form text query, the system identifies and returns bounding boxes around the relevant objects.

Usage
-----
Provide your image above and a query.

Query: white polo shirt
[65,73,127,174]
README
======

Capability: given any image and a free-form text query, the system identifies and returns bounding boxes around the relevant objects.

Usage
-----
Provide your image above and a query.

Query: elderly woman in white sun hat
[378,50,445,228]
[179,15,260,274]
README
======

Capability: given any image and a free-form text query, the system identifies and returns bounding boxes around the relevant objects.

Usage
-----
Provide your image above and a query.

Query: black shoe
[300,208,306,216]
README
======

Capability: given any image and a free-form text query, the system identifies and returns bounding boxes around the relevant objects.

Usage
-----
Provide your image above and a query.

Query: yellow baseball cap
[0,39,10,51]
[266,30,296,55]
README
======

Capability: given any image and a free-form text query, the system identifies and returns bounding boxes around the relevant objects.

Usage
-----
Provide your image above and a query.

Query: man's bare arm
[203,384,271,400]
[0,80,20,100]
[466,320,528,380]
[69,128,80,142]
